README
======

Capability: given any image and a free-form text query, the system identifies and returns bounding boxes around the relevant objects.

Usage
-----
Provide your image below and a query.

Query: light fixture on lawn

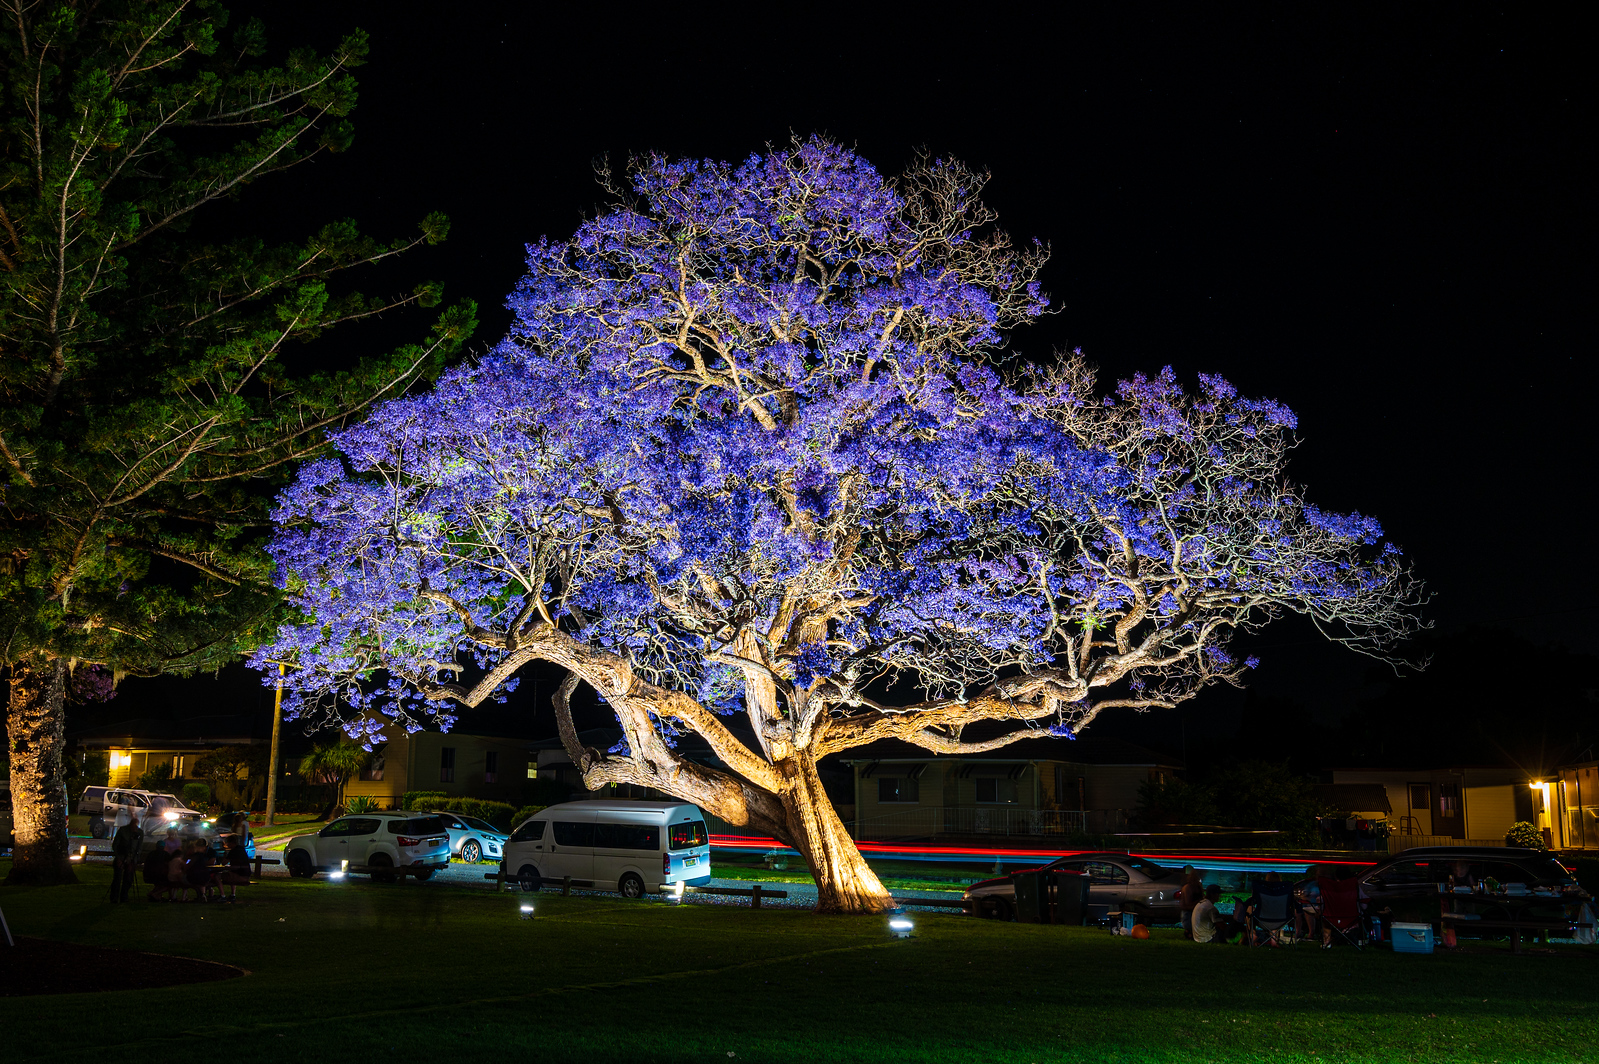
[330,858,348,881]
[519,903,535,920]
[887,907,913,939]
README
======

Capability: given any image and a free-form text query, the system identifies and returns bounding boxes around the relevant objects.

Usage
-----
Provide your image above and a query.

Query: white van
[503,800,713,898]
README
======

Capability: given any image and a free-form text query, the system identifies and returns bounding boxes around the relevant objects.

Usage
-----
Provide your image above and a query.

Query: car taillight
[664,852,671,876]
[397,836,421,847]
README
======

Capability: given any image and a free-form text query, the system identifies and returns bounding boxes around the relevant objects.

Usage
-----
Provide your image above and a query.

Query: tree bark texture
[547,667,893,913]
[5,658,77,885]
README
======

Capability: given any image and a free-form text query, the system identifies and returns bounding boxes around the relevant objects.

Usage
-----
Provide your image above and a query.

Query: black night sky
[107,5,1593,767]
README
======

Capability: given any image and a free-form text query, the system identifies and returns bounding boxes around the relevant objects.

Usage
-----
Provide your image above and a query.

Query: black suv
[1305,846,1586,923]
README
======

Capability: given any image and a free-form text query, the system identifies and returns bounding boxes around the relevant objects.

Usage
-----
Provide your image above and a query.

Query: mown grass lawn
[1,864,1595,1063]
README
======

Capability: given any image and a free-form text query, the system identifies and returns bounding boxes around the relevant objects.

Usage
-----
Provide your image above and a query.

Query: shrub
[412,797,520,830]
[402,790,448,811]
[180,782,211,808]
[510,805,546,828]
[136,762,175,790]
[1504,821,1545,849]
[344,796,381,814]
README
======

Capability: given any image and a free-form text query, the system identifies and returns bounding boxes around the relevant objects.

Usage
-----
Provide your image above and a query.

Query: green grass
[2,864,1595,1063]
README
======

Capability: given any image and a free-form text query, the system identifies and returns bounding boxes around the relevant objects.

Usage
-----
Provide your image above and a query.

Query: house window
[976,778,1018,804]
[440,747,456,784]
[527,763,538,779]
[484,751,498,784]
[1438,782,1460,818]
[360,751,385,782]
[1409,783,1429,810]
[878,777,918,803]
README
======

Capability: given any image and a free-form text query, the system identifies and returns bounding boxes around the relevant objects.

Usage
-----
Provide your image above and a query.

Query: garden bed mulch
[0,937,247,996]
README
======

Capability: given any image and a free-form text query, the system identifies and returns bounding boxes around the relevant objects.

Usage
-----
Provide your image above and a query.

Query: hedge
[511,805,546,828]
[412,797,520,831]
[402,790,448,811]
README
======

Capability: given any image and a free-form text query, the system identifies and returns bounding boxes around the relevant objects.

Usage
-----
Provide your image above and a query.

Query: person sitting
[218,836,252,903]
[167,841,193,901]
[144,841,174,901]
[1192,884,1242,943]
[183,838,218,902]
[1243,871,1297,947]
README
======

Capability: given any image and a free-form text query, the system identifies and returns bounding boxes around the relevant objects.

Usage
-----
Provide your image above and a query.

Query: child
[144,841,174,901]
[183,838,217,902]
[168,840,193,901]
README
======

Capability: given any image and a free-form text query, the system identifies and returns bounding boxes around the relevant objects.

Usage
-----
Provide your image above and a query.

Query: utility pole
[265,664,284,827]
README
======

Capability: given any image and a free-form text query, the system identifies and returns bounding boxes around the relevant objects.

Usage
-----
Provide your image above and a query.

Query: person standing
[1177,866,1203,939]
[108,810,144,903]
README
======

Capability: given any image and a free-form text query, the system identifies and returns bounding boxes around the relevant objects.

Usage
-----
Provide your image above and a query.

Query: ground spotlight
[519,903,535,921]
[887,907,914,939]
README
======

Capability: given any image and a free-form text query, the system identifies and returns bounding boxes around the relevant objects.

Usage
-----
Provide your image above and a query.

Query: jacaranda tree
[258,138,1422,912]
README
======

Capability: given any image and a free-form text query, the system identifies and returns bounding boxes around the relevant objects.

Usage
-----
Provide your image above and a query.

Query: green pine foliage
[0,2,476,677]
[1503,821,1545,850]
[0,2,473,882]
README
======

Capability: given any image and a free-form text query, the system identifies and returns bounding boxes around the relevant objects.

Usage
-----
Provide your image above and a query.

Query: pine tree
[0,1,475,884]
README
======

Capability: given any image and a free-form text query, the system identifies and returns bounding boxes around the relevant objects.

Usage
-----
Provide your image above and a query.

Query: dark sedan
[963,851,1183,923]
[1303,846,1587,919]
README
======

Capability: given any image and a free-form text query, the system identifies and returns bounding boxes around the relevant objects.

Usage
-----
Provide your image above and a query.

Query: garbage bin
[1051,871,1089,926]
[1013,871,1047,923]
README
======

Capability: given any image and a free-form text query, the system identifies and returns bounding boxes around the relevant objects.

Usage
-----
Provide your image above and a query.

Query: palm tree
[298,740,371,813]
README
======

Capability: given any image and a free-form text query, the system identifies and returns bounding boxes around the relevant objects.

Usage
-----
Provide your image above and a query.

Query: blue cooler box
[1390,921,1435,954]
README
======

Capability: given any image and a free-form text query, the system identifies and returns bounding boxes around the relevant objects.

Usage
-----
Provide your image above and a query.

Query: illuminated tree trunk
[4,658,77,886]
[777,752,893,915]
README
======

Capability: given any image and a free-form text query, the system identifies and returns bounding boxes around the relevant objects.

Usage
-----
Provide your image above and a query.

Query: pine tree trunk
[4,658,77,886]
[779,752,893,914]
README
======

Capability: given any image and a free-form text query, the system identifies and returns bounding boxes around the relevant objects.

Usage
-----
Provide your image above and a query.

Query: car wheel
[460,839,482,864]
[518,864,542,893]
[367,853,397,883]
[287,850,315,879]
[619,873,645,899]
[88,816,108,839]
[985,897,1014,921]
[414,868,435,882]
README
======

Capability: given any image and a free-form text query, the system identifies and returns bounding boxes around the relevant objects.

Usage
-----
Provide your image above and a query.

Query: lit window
[526,764,538,779]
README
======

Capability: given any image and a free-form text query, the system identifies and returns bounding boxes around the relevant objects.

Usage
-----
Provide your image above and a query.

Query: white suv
[284,814,450,881]
[80,786,204,838]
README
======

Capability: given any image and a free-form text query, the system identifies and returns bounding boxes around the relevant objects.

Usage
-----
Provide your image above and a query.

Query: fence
[1388,835,1506,855]
[852,806,1089,840]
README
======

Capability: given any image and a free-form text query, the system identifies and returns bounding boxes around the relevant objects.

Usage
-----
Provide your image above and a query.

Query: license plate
[685,856,698,867]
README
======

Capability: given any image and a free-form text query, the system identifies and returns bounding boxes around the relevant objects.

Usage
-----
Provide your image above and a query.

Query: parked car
[79,786,204,838]
[283,813,450,881]
[963,851,1184,923]
[502,799,713,898]
[427,811,508,864]
[1300,846,1589,923]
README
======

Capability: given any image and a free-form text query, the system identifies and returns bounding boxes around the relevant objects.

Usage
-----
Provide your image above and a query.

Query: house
[1551,757,1598,851]
[1330,767,1536,848]
[342,727,537,809]
[846,732,1183,840]
[75,716,272,789]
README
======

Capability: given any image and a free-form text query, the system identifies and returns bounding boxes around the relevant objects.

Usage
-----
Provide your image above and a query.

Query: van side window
[553,821,594,847]
[511,820,546,843]
[594,823,660,850]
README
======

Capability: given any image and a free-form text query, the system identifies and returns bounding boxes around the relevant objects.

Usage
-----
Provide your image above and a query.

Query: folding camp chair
[1245,880,1296,947]
[1316,875,1365,949]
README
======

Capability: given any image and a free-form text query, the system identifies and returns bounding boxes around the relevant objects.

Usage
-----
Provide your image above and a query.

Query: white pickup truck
[78,785,204,838]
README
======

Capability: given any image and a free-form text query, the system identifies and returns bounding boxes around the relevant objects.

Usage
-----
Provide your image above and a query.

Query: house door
[1435,781,1465,839]
[1406,783,1432,835]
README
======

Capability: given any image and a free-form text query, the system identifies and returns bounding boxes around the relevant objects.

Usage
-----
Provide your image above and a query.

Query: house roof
[845,731,1182,768]
[72,715,271,746]
[1311,783,1393,814]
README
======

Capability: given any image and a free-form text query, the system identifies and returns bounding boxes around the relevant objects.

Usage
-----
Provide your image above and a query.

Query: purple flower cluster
[250,139,1422,747]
